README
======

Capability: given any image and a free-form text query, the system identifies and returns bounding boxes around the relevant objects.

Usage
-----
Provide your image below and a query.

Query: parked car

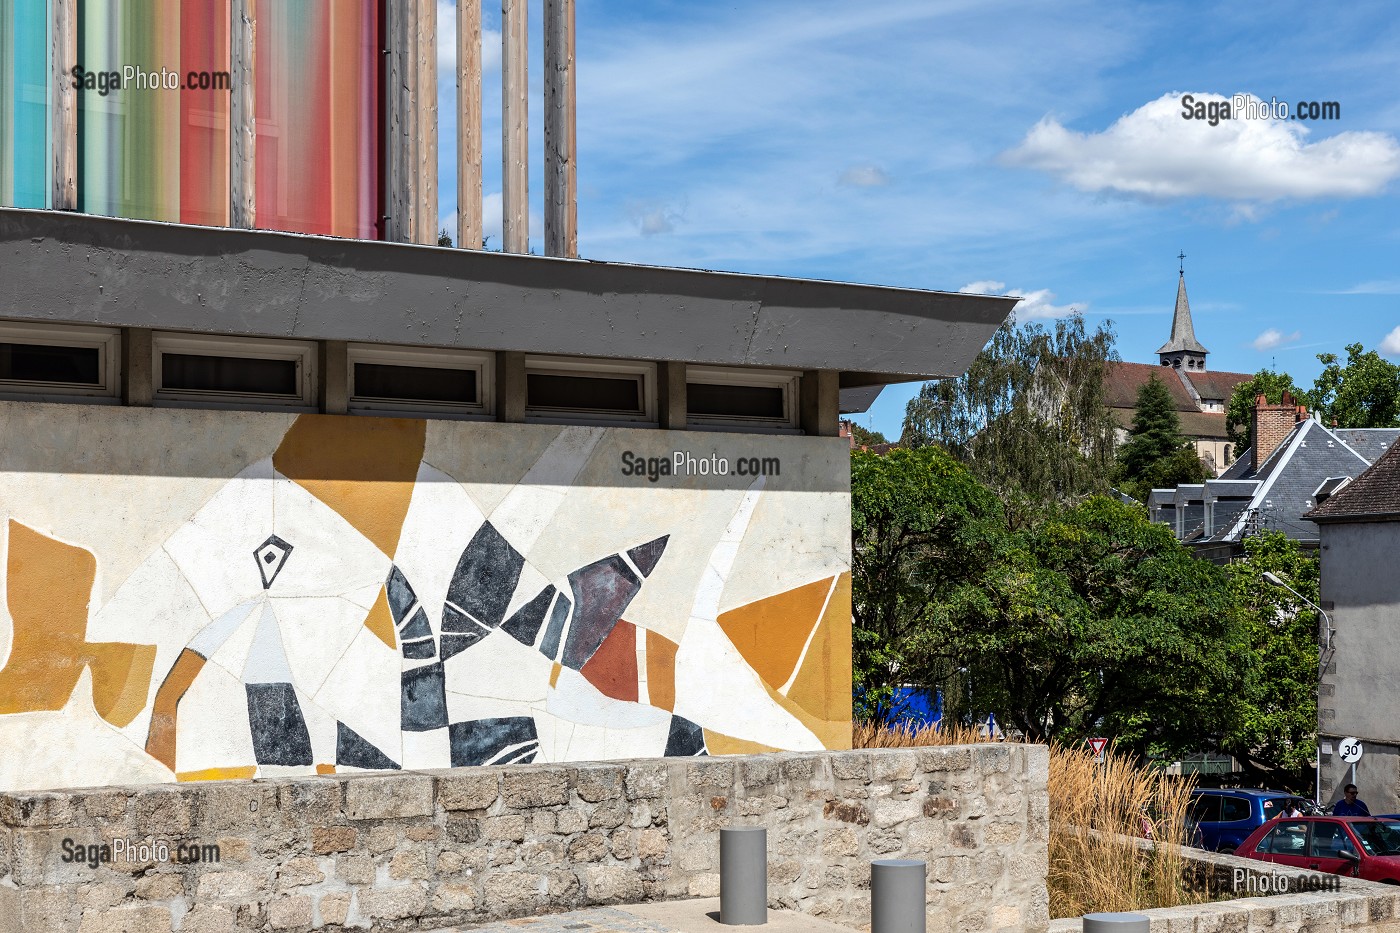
[1187,789,1318,853]
[1236,816,1400,883]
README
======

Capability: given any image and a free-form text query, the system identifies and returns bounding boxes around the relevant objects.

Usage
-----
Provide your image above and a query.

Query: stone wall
[0,746,1048,933]
[1049,847,1400,933]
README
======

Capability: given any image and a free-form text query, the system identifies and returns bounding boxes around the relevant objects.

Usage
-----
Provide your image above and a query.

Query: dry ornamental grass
[854,722,1213,916]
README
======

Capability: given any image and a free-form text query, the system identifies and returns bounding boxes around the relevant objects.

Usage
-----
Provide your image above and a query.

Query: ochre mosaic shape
[272,415,427,556]
[0,521,156,728]
[718,575,833,690]
[645,630,678,713]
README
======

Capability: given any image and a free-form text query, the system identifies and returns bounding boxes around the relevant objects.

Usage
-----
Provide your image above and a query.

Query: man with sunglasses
[1334,784,1372,817]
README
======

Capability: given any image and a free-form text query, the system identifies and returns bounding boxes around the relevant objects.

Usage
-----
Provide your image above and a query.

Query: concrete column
[800,370,840,437]
[496,351,526,422]
[120,329,154,406]
[658,362,686,430]
[319,341,350,414]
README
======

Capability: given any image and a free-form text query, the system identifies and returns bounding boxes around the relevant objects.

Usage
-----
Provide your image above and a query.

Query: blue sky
[434,0,1400,441]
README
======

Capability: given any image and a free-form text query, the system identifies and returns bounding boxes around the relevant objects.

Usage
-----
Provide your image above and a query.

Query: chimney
[838,419,856,448]
[1252,391,1307,472]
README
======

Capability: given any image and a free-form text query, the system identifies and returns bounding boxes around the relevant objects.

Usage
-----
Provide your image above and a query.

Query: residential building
[1306,441,1400,812]
[1102,270,1252,474]
[0,4,1014,792]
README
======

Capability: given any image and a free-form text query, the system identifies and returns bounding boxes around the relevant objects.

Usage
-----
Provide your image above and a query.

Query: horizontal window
[0,322,119,402]
[348,345,492,418]
[687,366,799,431]
[153,333,316,410]
[525,356,655,424]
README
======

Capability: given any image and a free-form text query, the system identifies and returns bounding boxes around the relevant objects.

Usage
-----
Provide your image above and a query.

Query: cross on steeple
[1178,251,1186,275]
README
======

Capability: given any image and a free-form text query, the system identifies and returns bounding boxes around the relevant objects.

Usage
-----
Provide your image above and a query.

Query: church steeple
[1157,253,1208,371]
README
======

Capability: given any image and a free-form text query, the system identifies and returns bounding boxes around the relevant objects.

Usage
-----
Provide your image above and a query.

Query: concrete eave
[0,209,1016,381]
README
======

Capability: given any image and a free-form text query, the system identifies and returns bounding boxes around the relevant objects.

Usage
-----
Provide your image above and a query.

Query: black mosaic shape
[254,535,294,590]
[401,638,438,661]
[561,555,641,670]
[385,566,417,624]
[664,715,708,757]
[399,606,432,640]
[401,663,449,732]
[245,682,313,765]
[445,522,524,630]
[627,535,670,578]
[439,605,491,662]
[439,631,483,662]
[538,592,571,661]
[448,716,539,767]
[336,722,400,771]
[502,585,555,647]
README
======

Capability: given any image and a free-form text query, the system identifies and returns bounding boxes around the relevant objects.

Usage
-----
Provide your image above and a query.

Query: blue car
[1187,789,1318,853]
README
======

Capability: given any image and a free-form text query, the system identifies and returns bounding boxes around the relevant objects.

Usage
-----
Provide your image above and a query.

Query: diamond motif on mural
[254,535,294,590]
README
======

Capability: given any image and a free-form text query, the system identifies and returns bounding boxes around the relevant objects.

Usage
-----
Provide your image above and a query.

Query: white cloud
[1252,328,1301,351]
[627,203,680,236]
[437,1,502,79]
[1330,280,1400,295]
[958,281,1081,320]
[1381,326,1400,356]
[1003,92,1400,203]
[838,164,890,187]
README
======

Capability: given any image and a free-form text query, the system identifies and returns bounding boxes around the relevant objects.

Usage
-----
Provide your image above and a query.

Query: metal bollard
[719,826,767,925]
[871,859,926,933]
[1083,913,1150,933]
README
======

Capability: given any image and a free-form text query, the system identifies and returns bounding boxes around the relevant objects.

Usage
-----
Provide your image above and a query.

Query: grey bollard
[720,827,767,925]
[871,859,926,933]
[1083,913,1150,933]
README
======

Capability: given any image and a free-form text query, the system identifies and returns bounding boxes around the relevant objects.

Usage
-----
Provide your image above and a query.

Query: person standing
[1333,784,1372,816]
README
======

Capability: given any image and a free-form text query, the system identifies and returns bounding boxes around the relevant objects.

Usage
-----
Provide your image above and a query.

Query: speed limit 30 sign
[1339,737,1364,764]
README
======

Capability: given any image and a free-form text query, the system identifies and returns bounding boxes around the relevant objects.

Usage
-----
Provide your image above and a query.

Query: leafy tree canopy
[1311,343,1400,429]
[1113,375,1208,502]
[1226,370,1309,454]
[849,424,888,447]
[900,313,1119,515]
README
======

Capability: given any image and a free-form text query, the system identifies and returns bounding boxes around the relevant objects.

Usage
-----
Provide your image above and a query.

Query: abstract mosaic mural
[0,406,851,791]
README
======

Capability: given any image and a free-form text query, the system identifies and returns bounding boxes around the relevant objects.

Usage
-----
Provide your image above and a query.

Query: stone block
[268,895,313,930]
[588,800,628,829]
[581,864,644,903]
[557,809,588,834]
[625,763,668,800]
[433,882,478,912]
[195,869,268,899]
[688,873,721,897]
[310,825,356,855]
[830,752,871,782]
[502,768,570,808]
[178,905,235,933]
[274,781,342,828]
[985,821,1022,846]
[358,885,428,921]
[567,832,607,862]
[917,747,972,773]
[484,873,546,914]
[80,882,131,911]
[975,745,1011,774]
[740,757,778,787]
[365,824,401,853]
[277,856,325,888]
[483,814,527,842]
[196,784,273,833]
[873,797,921,829]
[574,765,626,803]
[343,774,433,821]
[547,868,581,900]
[437,770,501,811]
[134,873,184,900]
[1,793,74,828]
[638,828,669,861]
[821,826,859,858]
[214,836,252,864]
[75,904,172,933]
[686,760,735,790]
[336,852,375,886]
[872,752,916,782]
[74,789,131,825]
[778,754,819,782]
[318,892,351,927]
[390,847,430,881]
[129,789,193,836]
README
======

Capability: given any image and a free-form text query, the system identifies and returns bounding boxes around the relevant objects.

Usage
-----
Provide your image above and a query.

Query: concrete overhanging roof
[0,209,1015,382]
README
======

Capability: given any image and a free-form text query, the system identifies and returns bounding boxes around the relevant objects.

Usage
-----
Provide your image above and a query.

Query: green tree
[850,446,1003,718]
[849,424,888,447]
[1311,343,1400,428]
[1219,532,1319,786]
[1113,375,1208,501]
[437,228,454,247]
[1226,370,1308,454]
[901,313,1119,515]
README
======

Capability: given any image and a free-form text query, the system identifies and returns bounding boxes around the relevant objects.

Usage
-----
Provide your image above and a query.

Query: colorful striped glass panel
[0,0,51,208]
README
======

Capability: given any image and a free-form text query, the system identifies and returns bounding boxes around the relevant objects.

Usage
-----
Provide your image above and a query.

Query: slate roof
[1156,274,1209,355]
[1184,370,1252,403]
[1307,434,1400,522]
[1331,428,1400,464]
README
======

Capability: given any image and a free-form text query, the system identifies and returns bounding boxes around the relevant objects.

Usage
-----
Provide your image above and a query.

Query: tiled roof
[1107,400,1230,440]
[1103,361,1198,411]
[1183,370,1253,402]
[1307,435,1400,522]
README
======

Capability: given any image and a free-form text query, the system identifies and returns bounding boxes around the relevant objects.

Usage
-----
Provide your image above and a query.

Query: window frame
[685,365,801,433]
[152,332,317,411]
[524,355,656,426]
[0,321,120,403]
[347,344,494,420]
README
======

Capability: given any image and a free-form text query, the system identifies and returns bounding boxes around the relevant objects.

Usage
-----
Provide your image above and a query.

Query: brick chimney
[838,419,856,448]
[1252,391,1307,472]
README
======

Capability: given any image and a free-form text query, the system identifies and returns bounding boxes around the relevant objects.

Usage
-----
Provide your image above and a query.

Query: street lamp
[1263,570,1334,807]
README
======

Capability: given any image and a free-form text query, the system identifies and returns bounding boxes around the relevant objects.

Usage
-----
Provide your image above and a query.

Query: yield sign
[1088,737,1108,760]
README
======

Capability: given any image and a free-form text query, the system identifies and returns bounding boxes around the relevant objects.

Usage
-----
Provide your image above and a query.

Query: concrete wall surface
[0,402,852,792]
[1049,846,1400,933]
[0,745,1050,933]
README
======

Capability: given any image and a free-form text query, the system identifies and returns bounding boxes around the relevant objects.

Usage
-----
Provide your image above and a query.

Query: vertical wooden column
[384,0,414,242]
[416,0,438,244]
[543,0,576,257]
[501,0,528,253]
[457,0,483,249]
[50,0,77,210]
[229,0,256,227]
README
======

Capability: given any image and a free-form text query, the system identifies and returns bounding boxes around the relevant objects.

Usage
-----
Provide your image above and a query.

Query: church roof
[1156,273,1209,355]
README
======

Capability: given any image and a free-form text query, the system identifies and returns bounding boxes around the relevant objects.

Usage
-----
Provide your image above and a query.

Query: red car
[1236,816,1400,884]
